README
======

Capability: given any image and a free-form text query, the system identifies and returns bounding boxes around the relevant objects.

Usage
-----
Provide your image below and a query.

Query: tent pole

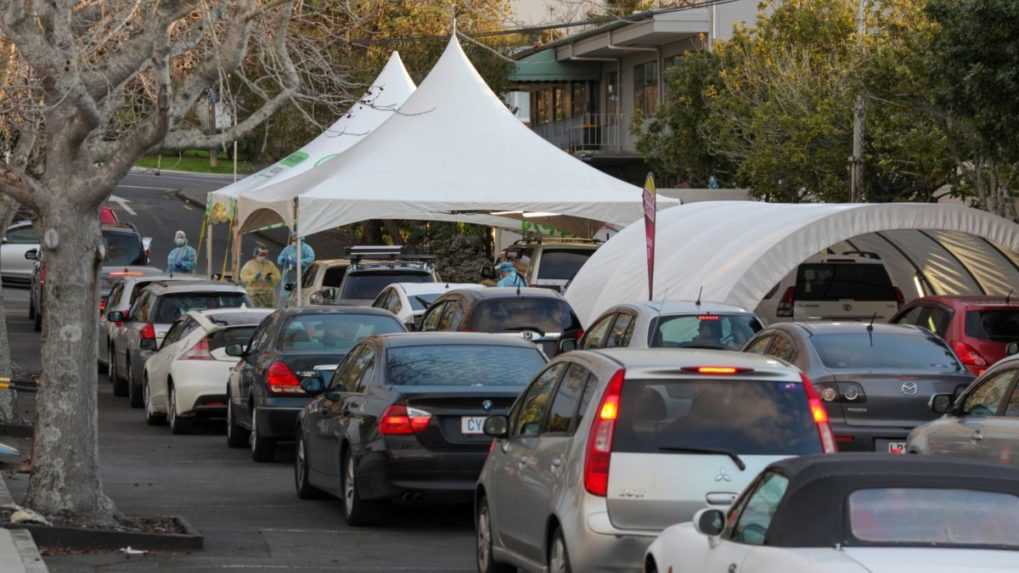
[231,225,242,281]
[206,220,214,277]
[294,198,302,308]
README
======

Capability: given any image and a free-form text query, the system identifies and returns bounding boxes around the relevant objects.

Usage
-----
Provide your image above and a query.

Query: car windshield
[472,298,581,333]
[652,314,763,350]
[408,292,441,311]
[612,379,822,455]
[339,271,431,300]
[965,309,1019,342]
[209,326,257,352]
[154,292,247,323]
[849,488,1019,548]
[796,263,896,301]
[386,345,546,386]
[812,332,963,371]
[103,230,145,266]
[537,249,595,281]
[278,313,402,353]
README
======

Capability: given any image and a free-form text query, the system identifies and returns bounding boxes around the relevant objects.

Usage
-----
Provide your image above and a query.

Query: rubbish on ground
[10,508,51,526]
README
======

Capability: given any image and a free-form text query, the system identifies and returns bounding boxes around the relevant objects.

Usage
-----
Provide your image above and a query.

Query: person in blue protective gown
[276,235,315,306]
[496,261,527,288]
[166,230,197,274]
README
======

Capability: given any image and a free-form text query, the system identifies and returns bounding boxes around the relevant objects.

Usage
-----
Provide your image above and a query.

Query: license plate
[887,441,907,455]
[461,416,487,435]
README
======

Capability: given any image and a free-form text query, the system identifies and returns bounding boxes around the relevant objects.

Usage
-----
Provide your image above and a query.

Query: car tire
[476,496,514,573]
[98,341,109,374]
[27,294,35,320]
[226,398,249,448]
[250,408,276,462]
[128,359,143,408]
[143,376,165,426]
[32,305,41,332]
[168,384,191,435]
[294,431,322,500]
[341,450,379,527]
[111,348,128,396]
[644,556,658,573]
[548,527,572,573]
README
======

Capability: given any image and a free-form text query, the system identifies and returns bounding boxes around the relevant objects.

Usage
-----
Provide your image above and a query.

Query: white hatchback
[143,308,273,434]
[371,282,483,329]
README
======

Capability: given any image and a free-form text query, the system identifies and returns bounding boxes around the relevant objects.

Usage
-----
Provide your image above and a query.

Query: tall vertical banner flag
[642,173,657,301]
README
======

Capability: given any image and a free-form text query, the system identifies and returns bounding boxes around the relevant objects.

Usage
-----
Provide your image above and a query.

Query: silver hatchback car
[475,349,835,573]
[578,301,764,352]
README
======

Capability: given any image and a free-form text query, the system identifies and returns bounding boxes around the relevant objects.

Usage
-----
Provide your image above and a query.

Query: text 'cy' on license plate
[461,416,487,435]
[887,441,906,455]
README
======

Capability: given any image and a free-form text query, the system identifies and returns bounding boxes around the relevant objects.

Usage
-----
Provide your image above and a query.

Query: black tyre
[32,306,41,332]
[27,294,34,320]
[143,377,165,426]
[250,408,276,462]
[341,451,379,526]
[128,360,143,408]
[111,348,128,397]
[226,398,248,448]
[476,496,514,573]
[548,527,572,573]
[168,385,191,435]
[294,431,322,499]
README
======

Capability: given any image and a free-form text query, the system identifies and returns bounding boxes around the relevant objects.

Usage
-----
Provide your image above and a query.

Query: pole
[206,220,214,277]
[850,0,867,203]
[293,198,302,308]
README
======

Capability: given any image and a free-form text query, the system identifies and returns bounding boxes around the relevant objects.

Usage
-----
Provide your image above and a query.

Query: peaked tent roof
[208,52,416,230]
[246,35,659,238]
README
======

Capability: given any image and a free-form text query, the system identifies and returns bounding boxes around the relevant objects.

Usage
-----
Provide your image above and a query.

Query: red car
[100,206,119,225]
[890,296,1019,375]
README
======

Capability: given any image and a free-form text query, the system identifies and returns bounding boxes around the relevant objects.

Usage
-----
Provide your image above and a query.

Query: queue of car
[80,237,1019,573]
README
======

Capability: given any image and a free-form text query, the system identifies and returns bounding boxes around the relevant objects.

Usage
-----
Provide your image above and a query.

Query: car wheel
[143,376,164,426]
[645,556,658,573]
[226,398,249,448]
[111,348,128,396]
[477,496,514,573]
[32,305,41,332]
[168,384,191,435]
[249,407,275,462]
[548,527,572,573]
[294,431,322,499]
[341,450,378,526]
[128,359,144,408]
[27,294,34,320]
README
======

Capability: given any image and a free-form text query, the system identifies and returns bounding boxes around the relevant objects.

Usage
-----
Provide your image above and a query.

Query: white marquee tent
[243,34,659,239]
[566,201,1019,325]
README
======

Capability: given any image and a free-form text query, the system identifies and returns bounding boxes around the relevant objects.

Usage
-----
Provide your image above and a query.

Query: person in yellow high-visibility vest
[240,245,280,307]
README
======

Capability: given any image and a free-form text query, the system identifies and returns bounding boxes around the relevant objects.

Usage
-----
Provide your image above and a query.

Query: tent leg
[206,220,214,277]
[232,227,242,282]
[295,233,303,308]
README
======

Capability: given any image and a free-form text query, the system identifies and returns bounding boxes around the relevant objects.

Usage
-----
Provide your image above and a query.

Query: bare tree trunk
[25,204,115,522]
[0,196,21,425]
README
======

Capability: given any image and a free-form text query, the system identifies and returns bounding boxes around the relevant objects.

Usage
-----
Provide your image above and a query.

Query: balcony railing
[531,113,628,153]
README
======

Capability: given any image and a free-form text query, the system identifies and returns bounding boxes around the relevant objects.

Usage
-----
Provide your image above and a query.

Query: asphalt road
[2,270,477,572]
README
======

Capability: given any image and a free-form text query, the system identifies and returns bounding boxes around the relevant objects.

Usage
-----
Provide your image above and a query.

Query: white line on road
[116,184,177,191]
[108,194,136,216]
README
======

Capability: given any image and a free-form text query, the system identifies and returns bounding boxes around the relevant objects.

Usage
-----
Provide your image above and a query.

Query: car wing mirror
[483,415,509,439]
[106,310,125,323]
[225,344,247,357]
[929,393,954,415]
[300,376,325,396]
[693,508,726,537]
[24,249,38,261]
[1008,342,1019,356]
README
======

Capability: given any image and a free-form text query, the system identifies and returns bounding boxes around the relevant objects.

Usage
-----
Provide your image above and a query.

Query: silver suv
[475,349,835,573]
[579,301,764,352]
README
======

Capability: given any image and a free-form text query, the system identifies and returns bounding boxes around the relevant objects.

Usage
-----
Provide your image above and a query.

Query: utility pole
[850,0,867,203]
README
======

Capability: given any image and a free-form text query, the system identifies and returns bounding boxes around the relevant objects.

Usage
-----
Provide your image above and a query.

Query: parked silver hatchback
[475,349,836,573]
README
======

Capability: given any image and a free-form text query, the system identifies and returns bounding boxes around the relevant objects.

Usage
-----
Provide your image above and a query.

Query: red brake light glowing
[180,337,213,361]
[681,366,751,375]
[585,368,624,497]
[266,361,302,395]
[139,323,156,341]
[697,314,720,321]
[800,373,837,453]
[379,404,432,435]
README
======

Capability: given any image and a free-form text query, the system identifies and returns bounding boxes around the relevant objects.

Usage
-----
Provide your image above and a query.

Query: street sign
[642,173,656,301]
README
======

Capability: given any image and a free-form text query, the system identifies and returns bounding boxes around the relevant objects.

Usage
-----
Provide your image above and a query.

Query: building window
[571,82,588,117]
[554,86,571,121]
[633,61,659,115]
[534,89,553,125]
[606,70,619,116]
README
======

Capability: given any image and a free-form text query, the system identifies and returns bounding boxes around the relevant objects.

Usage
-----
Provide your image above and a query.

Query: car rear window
[339,271,431,300]
[965,309,1019,342]
[279,313,402,353]
[849,488,1019,548]
[796,263,896,302]
[537,249,595,281]
[812,332,962,371]
[472,298,581,334]
[386,345,545,386]
[209,326,257,352]
[103,230,146,266]
[613,378,822,455]
[323,266,347,287]
[408,292,441,311]
[154,292,247,323]
[652,314,763,350]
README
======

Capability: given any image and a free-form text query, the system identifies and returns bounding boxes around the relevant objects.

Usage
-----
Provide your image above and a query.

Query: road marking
[108,194,137,216]
[116,184,177,192]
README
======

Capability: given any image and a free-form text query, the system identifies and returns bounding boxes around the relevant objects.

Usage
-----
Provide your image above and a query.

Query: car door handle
[550,458,562,473]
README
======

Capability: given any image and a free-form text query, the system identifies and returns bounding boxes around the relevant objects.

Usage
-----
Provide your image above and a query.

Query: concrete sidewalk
[0,476,49,573]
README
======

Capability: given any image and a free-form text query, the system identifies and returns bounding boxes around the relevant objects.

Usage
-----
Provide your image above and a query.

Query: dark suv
[317,246,438,307]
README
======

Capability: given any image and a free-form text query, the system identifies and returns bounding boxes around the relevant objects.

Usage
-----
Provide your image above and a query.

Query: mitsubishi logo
[715,468,732,483]
[900,382,919,396]
[482,400,493,412]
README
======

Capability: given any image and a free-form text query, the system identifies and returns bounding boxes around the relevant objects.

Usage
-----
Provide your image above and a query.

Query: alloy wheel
[168,386,176,428]
[144,381,151,417]
[227,400,234,441]
[296,436,306,488]
[477,502,493,572]
[250,409,257,453]
[343,455,356,513]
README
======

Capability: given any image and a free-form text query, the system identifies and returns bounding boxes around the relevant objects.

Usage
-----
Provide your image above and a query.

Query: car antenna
[1007,288,1014,305]
[866,313,877,347]
[695,286,703,307]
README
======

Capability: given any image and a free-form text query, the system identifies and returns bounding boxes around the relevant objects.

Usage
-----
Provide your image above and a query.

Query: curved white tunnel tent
[566,202,1019,325]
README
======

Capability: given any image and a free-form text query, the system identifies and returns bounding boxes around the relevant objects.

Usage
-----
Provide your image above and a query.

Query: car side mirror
[106,310,125,323]
[140,338,157,351]
[24,249,38,261]
[1008,342,1019,356]
[225,344,246,357]
[483,415,509,439]
[693,508,725,537]
[930,393,954,415]
[300,376,325,396]
[558,339,578,354]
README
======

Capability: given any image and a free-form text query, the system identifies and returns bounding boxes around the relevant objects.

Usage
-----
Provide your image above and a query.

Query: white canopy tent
[243,35,659,239]
[566,202,1019,325]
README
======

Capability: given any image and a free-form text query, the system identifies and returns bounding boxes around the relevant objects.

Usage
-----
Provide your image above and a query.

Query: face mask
[175,238,185,247]
[256,254,266,260]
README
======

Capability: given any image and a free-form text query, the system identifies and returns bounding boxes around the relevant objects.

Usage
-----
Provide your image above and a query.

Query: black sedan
[744,322,973,453]
[294,332,548,526]
[225,307,405,462]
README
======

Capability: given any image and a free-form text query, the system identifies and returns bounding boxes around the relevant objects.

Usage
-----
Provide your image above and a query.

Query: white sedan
[645,454,1019,573]
[143,308,272,434]
[371,282,482,329]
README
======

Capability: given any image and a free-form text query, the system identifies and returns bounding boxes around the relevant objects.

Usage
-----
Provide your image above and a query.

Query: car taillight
[681,366,753,375]
[266,361,302,395]
[801,373,837,454]
[893,287,904,306]
[140,323,156,341]
[953,341,988,376]
[180,337,213,361]
[99,296,108,313]
[584,368,624,497]
[777,287,796,318]
[379,404,432,435]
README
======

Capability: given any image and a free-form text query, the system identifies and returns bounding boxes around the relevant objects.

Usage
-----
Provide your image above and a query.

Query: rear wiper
[657,446,746,471]
[413,296,433,308]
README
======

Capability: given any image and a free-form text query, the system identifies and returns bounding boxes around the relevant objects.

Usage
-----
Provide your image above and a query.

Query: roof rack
[346,245,435,268]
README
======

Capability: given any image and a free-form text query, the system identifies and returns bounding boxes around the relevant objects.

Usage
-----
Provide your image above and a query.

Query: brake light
[777,287,796,318]
[180,337,213,361]
[140,323,156,342]
[697,314,720,321]
[801,373,837,453]
[953,341,988,376]
[99,296,108,313]
[585,368,624,496]
[893,287,904,306]
[379,404,432,435]
[266,361,302,394]
[682,366,751,375]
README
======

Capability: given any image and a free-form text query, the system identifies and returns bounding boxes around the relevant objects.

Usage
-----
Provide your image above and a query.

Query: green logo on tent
[280,151,309,167]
